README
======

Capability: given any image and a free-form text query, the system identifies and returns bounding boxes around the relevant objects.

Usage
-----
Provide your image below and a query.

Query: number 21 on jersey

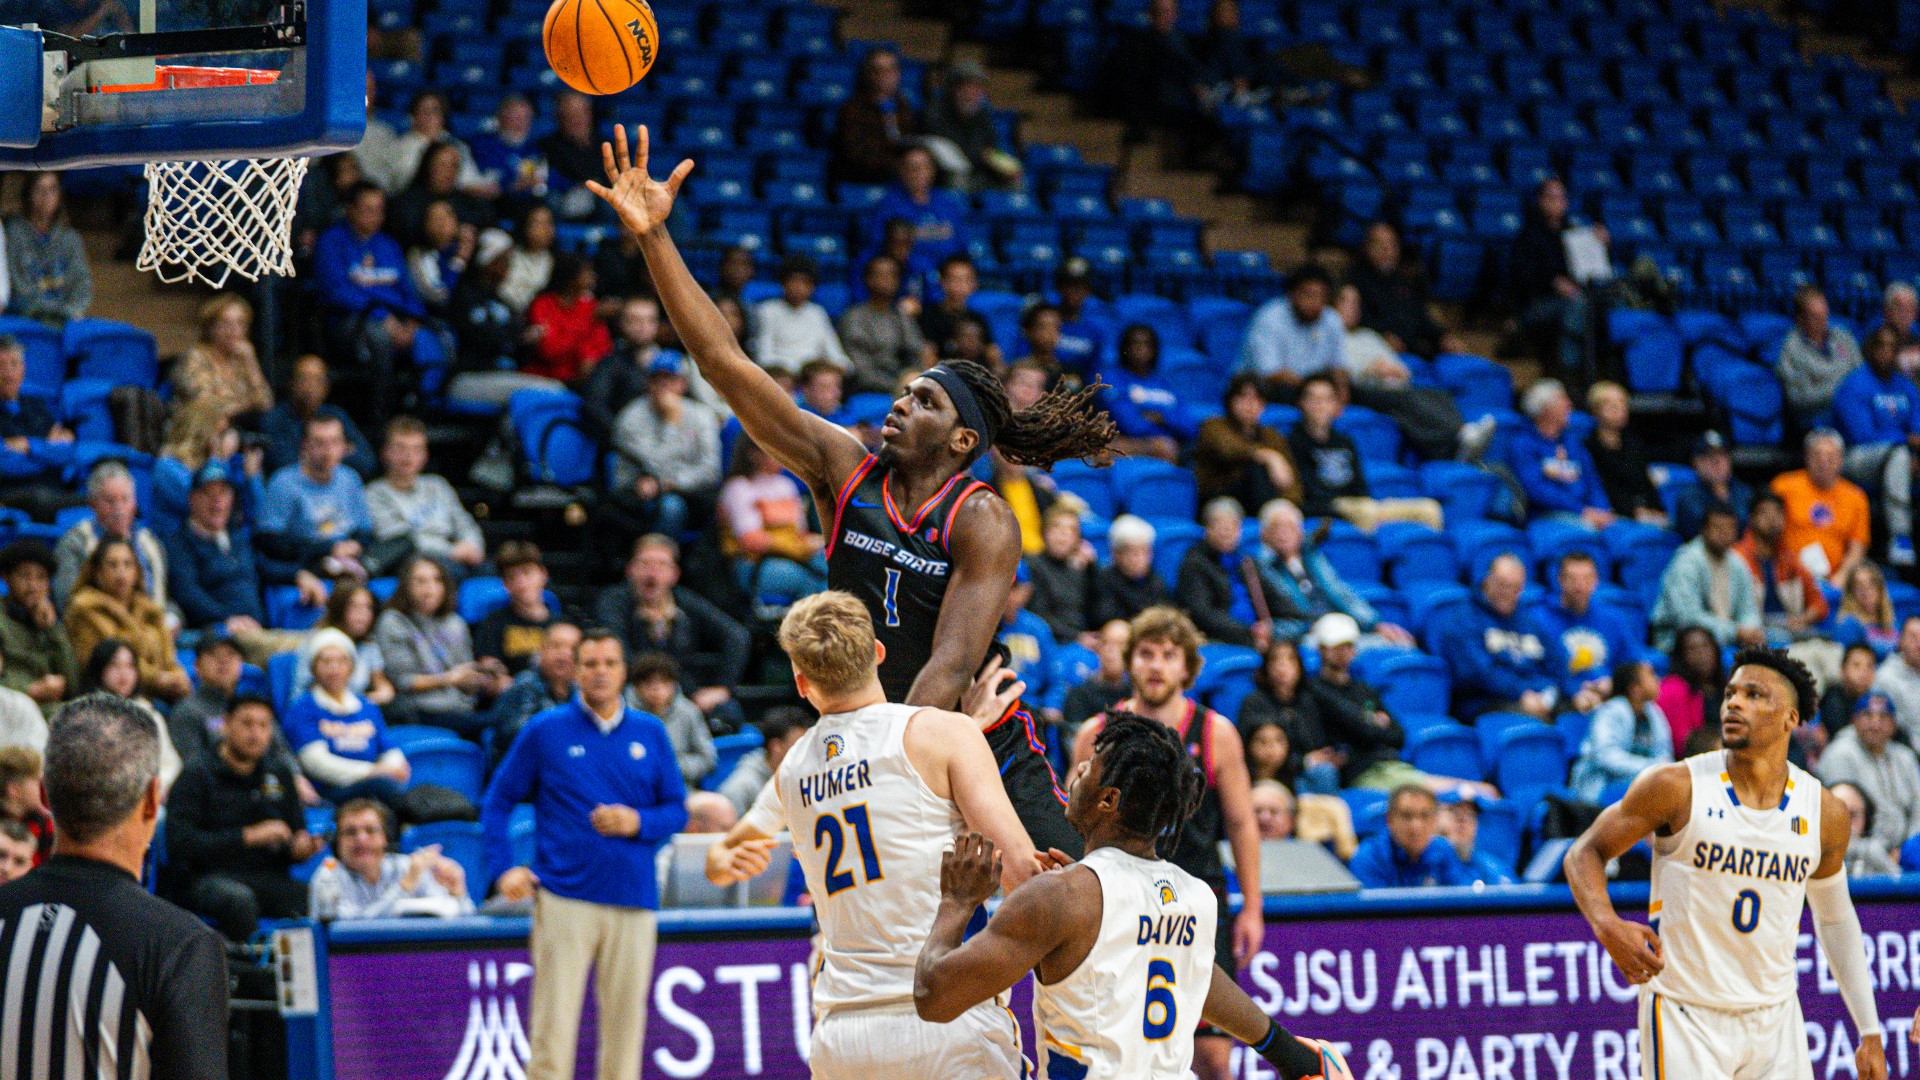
[815,805,883,895]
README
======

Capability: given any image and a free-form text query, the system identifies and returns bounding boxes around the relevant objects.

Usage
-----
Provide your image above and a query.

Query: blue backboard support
[0,0,363,168]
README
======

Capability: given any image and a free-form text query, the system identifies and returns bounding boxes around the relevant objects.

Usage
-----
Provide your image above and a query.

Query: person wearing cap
[1669,430,1752,541]
[923,59,1022,191]
[168,632,306,783]
[1833,325,1920,564]
[163,458,271,641]
[609,348,721,542]
[1051,257,1108,374]
[366,415,486,573]
[1734,491,1830,644]
[1569,660,1672,802]
[751,254,850,378]
[838,254,934,394]
[868,145,971,271]
[1302,613,1406,788]
[1771,428,1871,584]
[1816,691,1920,859]
[0,540,75,714]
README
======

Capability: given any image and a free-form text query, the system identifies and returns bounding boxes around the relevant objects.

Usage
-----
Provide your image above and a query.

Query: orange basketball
[543,0,658,96]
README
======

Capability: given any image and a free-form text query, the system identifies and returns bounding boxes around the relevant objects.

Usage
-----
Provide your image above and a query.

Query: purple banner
[328,902,1920,1080]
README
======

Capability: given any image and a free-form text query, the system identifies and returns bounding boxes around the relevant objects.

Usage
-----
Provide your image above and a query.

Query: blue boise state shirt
[1535,600,1638,700]
[1834,366,1920,449]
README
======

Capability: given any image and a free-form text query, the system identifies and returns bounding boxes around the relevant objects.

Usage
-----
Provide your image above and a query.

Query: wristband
[1253,1019,1325,1080]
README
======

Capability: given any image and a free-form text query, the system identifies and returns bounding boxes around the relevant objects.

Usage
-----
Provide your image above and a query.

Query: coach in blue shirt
[1348,785,1472,889]
[482,629,687,1080]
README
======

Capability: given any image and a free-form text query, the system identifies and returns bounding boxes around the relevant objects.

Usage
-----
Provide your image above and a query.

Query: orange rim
[95,65,279,93]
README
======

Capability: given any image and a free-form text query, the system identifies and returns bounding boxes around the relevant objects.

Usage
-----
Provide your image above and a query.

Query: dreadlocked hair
[945,359,1118,469]
[1094,711,1204,845]
[1731,646,1818,724]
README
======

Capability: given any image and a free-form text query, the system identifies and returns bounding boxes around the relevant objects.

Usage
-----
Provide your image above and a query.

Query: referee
[0,693,229,1079]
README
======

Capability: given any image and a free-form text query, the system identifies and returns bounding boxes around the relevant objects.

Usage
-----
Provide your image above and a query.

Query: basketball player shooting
[913,713,1352,1080]
[589,125,1115,856]
[1563,647,1886,1080]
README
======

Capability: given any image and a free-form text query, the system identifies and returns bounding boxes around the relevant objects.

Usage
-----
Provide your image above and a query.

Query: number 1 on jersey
[815,804,884,895]
[883,568,901,627]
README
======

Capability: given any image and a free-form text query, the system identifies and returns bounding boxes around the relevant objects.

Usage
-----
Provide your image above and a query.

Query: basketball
[542,0,657,96]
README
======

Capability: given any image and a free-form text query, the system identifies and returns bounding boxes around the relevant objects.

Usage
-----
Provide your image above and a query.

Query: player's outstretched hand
[587,124,693,240]
[942,832,1002,908]
[962,656,1026,732]
[1856,1034,1887,1080]
[1595,917,1664,984]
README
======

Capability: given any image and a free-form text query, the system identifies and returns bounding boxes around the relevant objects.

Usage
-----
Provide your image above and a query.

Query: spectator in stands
[376,554,509,736]
[64,539,190,703]
[870,145,970,270]
[293,582,396,703]
[1507,177,1593,385]
[1063,618,1133,730]
[1239,638,1334,785]
[5,173,89,324]
[0,334,76,521]
[1014,303,1066,374]
[1249,780,1294,841]
[1657,626,1724,751]
[1772,428,1871,584]
[924,60,1020,191]
[717,707,813,818]
[583,297,663,444]
[474,541,557,676]
[1241,264,1342,397]
[1105,323,1191,461]
[1243,713,1299,794]
[1830,782,1903,878]
[592,535,750,712]
[1090,514,1173,626]
[153,400,264,540]
[752,255,849,378]
[721,438,829,598]
[1872,615,1920,745]
[1051,258,1105,374]
[404,200,472,319]
[1176,497,1273,649]
[524,255,612,384]
[173,294,272,423]
[390,141,492,249]
[627,652,714,788]
[487,620,579,772]
[0,747,49,865]
[797,360,847,421]
[1569,661,1672,801]
[1191,0,1259,106]
[1348,785,1471,889]
[164,461,270,642]
[166,694,320,940]
[1105,0,1203,142]
[1439,796,1514,885]
[1028,506,1094,643]
[1879,282,1920,370]
[314,183,429,417]
[1505,379,1612,527]
[52,459,167,607]
[1822,643,1878,736]
[917,254,979,353]
[166,633,301,785]
[1194,373,1298,512]
[1817,691,1920,860]
[1351,222,1453,358]
[258,355,378,478]
[1539,551,1637,712]
[839,255,932,394]
[1651,504,1762,650]
[286,628,410,807]
[1836,562,1898,656]
[493,204,557,314]
[310,798,474,919]
[1289,373,1443,530]
[1440,553,1562,720]
[366,416,485,575]
[1253,499,1411,646]
[1332,285,1490,463]
[609,351,720,542]
[0,655,43,754]
[0,819,31,885]
[442,235,564,409]
[540,92,604,222]
[389,90,487,195]
[1584,382,1666,524]
[1335,282,1402,389]
[351,71,399,189]
[0,541,72,713]
[1777,284,1862,422]
[259,414,381,583]
[998,561,1057,713]
[1303,613,1413,791]
[1735,491,1829,645]
[833,47,919,185]
[69,638,181,790]
[1835,326,1920,564]
[1670,431,1750,541]
[1002,361,1050,414]
[469,94,549,217]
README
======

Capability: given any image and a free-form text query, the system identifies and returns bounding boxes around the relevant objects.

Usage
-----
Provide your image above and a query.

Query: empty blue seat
[1052,459,1115,518]
[1312,519,1381,584]
[1496,723,1570,806]
[1407,723,1482,781]
[1340,789,1390,837]
[65,320,158,388]
[57,378,115,443]
[1435,353,1513,415]
[1526,519,1609,581]
[704,729,765,792]
[1474,711,1537,771]
[268,651,300,715]
[1420,461,1499,523]
[507,389,597,486]
[1373,651,1451,720]
[1404,581,1471,644]
[1452,520,1530,583]
[1378,523,1458,587]
[1113,458,1197,520]
[400,821,486,901]
[406,738,487,802]
[1147,519,1206,588]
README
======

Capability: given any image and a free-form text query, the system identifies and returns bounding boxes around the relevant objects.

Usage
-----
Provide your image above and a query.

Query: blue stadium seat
[1333,405,1400,462]
[1113,458,1197,520]
[1372,651,1451,720]
[1378,522,1458,587]
[1474,711,1537,772]
[400,821,487,901]
[1111,293,1191,350]
[1407,723,1482,781]
[57,379,115,443]
[1311,518,1380,584]
[1,317,64,398]
[1434,354,1513,416]
[1194,642,1261,704]
[1419,462,1498,523]
[1450,520,1529,584]
[704,730,765,792]
[1496,723,1570,807]
[406,738,487,802]
[507,389,597,486]
[64,320,158,389]
[1051,459,1115,518]
[1340,789,1389,838]
[385,726,455,753]
[1148,519,1206,588]
[1526,519,1610,581]
[456,575,561,625]
[1556,709,1593,759]
[268,651,299,715]
[1476,799,1523,871]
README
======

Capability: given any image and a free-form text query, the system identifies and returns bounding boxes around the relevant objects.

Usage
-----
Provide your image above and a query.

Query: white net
[137,156,311,289]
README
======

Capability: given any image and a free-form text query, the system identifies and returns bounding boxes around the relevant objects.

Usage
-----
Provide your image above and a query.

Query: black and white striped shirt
[0,856,229,1079]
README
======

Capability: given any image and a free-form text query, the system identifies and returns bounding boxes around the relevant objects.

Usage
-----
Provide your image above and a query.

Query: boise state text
[1691,842,1814,884]
[840,529,950,577]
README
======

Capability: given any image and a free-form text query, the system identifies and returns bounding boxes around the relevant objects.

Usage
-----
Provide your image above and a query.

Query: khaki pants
[528,889,659,1080]
[1332,495,1445,533]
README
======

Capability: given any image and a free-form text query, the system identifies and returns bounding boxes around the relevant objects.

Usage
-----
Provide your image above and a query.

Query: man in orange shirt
[1770,428,1870,585]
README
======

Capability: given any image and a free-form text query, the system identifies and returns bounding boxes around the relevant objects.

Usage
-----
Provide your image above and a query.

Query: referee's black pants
[185,870,309,942]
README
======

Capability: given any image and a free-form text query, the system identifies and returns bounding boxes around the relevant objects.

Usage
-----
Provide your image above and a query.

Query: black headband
[923,364,998,458]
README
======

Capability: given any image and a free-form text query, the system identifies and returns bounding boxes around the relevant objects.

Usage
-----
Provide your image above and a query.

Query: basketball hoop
[103,67,310,288]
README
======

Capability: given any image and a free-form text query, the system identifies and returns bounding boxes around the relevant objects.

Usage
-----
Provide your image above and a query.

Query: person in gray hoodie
[625,651,714,787]
[1817,692,1920,860]
[1776,284,1863,419]
[364,416,485,574]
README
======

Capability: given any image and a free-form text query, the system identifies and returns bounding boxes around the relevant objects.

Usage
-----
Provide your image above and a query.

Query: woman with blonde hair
[1836,561,1898,656]
[172,293,273,420]
[63,538,191,702]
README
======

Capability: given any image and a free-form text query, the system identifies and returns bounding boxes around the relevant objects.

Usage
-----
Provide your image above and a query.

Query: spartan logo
[443,960,533,1080]
[626,18,654,67]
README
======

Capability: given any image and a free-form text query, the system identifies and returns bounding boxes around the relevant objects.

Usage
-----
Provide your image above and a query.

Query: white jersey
[1646,751,1824,1011]
[1033,847,1219,1080]
[742,702,962,1013]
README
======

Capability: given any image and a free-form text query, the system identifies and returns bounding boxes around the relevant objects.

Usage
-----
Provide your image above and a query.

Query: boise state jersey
[1645,751,1824,1011]
[825,455,993,705]
[1033,847,1219,1080]
[741,702,962,1012]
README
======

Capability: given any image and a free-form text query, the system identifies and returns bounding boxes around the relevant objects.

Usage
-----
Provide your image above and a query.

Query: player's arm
[1808,786,1887,1079]
[706,775,783,885]
[911,706,1048,889]
[1210,719,1265,965]
[1562,762,1690,983]
[914,834,1079,1023]
[1202,966,1354,1080]
[906,490,1022,714]
[589,124,867,492]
